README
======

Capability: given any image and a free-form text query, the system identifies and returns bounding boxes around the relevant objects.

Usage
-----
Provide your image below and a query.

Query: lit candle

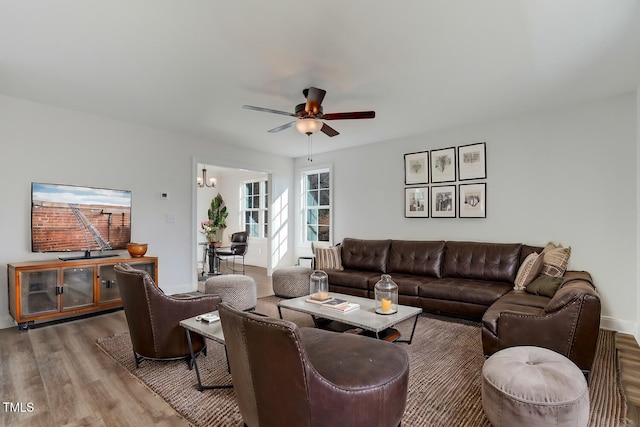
[317,291,329,300]
[381,298,392,312]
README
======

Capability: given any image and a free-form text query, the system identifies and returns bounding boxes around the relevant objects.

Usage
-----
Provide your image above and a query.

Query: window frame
[301,165,332,245]
[241,178,268,239]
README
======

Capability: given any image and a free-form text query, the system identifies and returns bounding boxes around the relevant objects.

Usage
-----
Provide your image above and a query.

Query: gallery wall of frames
[404,142,486,219]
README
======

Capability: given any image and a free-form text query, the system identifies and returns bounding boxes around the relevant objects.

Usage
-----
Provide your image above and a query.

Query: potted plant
[204,193,228,243]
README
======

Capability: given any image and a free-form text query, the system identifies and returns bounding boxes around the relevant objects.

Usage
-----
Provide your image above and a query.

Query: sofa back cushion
[443,241,521,283]
[520,244,544,264]
[387,240,446,277]
[340,238,392,273]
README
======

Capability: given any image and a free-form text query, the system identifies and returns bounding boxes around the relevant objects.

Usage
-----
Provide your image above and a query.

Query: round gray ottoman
[205,275,257,311]
[272,266,312,298]
[482,346,589,427]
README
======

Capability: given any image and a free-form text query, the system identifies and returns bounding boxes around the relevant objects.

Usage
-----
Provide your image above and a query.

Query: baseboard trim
[600,315,637,335]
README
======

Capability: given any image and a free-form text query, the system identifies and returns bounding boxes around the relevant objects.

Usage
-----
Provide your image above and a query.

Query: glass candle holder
[374,274,398,314]
[309,270,329,300]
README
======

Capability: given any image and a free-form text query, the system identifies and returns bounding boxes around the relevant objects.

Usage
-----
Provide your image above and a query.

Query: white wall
[0,95,296,329]
[295,93,638,334]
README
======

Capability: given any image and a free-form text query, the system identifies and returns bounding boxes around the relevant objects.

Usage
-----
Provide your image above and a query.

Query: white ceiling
[1,1,639,158]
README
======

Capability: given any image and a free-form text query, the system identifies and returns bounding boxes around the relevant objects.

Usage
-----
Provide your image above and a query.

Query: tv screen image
[31,183,132,255]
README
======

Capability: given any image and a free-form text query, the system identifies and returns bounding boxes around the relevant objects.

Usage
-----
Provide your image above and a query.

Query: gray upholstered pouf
[272,266,312,298]
[205,275,257,311]
[482,346,589,427]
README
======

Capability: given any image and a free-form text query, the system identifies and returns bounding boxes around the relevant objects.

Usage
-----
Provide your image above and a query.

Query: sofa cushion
[513,252,544,290]
[526,275,564,298]
[387,240,446,278]
[494,291,550,310]
[418,277,513,307]
[315,246,344,270]
[325,269,379,291]
[443,241,521,283]
[368,273,436,297]
[340,238,392,273]
[540,243,571,277]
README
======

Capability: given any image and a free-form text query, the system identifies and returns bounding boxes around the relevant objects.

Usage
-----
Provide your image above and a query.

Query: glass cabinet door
[129,261,156,281]
[98,264,120,303]
[61,267,95,310]
[20,269,59,316]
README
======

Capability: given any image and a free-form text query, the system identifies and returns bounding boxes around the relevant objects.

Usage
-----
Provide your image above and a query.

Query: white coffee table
[180,313,232,391]
[277,293,422,344]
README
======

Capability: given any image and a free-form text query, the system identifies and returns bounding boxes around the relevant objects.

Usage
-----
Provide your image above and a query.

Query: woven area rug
[97,296,627,426]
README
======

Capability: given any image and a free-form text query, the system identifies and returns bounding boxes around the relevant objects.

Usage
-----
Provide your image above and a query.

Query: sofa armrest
[545,271,597,313]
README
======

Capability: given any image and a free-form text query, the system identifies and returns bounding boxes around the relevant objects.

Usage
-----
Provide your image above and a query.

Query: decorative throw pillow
[525,275,564,298]
[514,252,544,290]
[540,243,571,277]
[315,246,344,271]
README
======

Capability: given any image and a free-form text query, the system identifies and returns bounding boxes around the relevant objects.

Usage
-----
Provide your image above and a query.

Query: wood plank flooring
[616,332,640,425]
[0,309,188,426]
[2,265,639,426]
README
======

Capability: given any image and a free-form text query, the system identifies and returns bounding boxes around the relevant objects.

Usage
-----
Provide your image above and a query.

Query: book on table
[305,293,334,305]
[321,299,360,313]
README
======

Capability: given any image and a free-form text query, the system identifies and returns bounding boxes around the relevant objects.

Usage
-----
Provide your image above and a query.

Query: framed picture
[459,183,486,218]
[431,185,456,218]
[458,142,486,180]
[405,187,428,218]
[430,147,456,183]
[404,151,429,185]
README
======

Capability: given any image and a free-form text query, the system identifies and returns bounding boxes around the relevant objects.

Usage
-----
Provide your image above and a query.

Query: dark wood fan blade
[268,121,297,133]
[322,111,376,120]
[320,123,340,137]
[243,105,297,117]
[305,87,326,116]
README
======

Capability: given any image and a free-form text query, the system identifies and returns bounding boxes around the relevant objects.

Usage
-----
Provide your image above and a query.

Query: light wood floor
[1,265,639,426]
[616,332,640,425]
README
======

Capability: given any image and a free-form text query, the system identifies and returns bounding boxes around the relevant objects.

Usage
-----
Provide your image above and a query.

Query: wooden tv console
[8,255,158,330]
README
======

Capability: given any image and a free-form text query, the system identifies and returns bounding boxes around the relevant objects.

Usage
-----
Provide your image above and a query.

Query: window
[243,180,268,238]
[303,168,331,242]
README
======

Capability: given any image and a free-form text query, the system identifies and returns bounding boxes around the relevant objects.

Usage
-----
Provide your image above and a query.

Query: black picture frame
[405,187,429,218]
[404,151,429,185]
[458,142,486,181]
[459,183,486,218]
[431,185,456,218]
[430,147,456,183]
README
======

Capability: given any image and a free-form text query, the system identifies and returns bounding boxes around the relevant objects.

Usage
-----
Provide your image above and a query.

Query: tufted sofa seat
[322,238,600,374]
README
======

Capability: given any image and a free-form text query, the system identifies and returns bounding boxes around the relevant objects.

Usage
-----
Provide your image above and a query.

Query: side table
[180,313,232,391]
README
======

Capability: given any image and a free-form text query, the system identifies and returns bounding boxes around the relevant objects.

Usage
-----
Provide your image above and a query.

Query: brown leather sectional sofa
[324,238,601,375]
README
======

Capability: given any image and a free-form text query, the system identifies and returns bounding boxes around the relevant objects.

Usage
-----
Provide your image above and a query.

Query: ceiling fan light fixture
[295,118,323,135]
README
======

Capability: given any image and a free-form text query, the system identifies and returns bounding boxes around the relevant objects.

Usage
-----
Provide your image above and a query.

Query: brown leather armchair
[218,302,410,427]
[114,263,221,367]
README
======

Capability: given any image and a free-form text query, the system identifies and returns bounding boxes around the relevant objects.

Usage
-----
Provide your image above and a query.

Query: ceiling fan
[242,87,375,138]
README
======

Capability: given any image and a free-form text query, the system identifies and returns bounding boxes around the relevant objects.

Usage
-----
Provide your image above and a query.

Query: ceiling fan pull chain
[307,134,313,162]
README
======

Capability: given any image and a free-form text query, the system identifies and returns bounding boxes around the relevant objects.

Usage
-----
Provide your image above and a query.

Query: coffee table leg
[184,329,233,391]
[394,314,420,345]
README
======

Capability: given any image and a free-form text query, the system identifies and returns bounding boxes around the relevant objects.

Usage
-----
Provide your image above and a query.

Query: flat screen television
[31,182,132,260]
